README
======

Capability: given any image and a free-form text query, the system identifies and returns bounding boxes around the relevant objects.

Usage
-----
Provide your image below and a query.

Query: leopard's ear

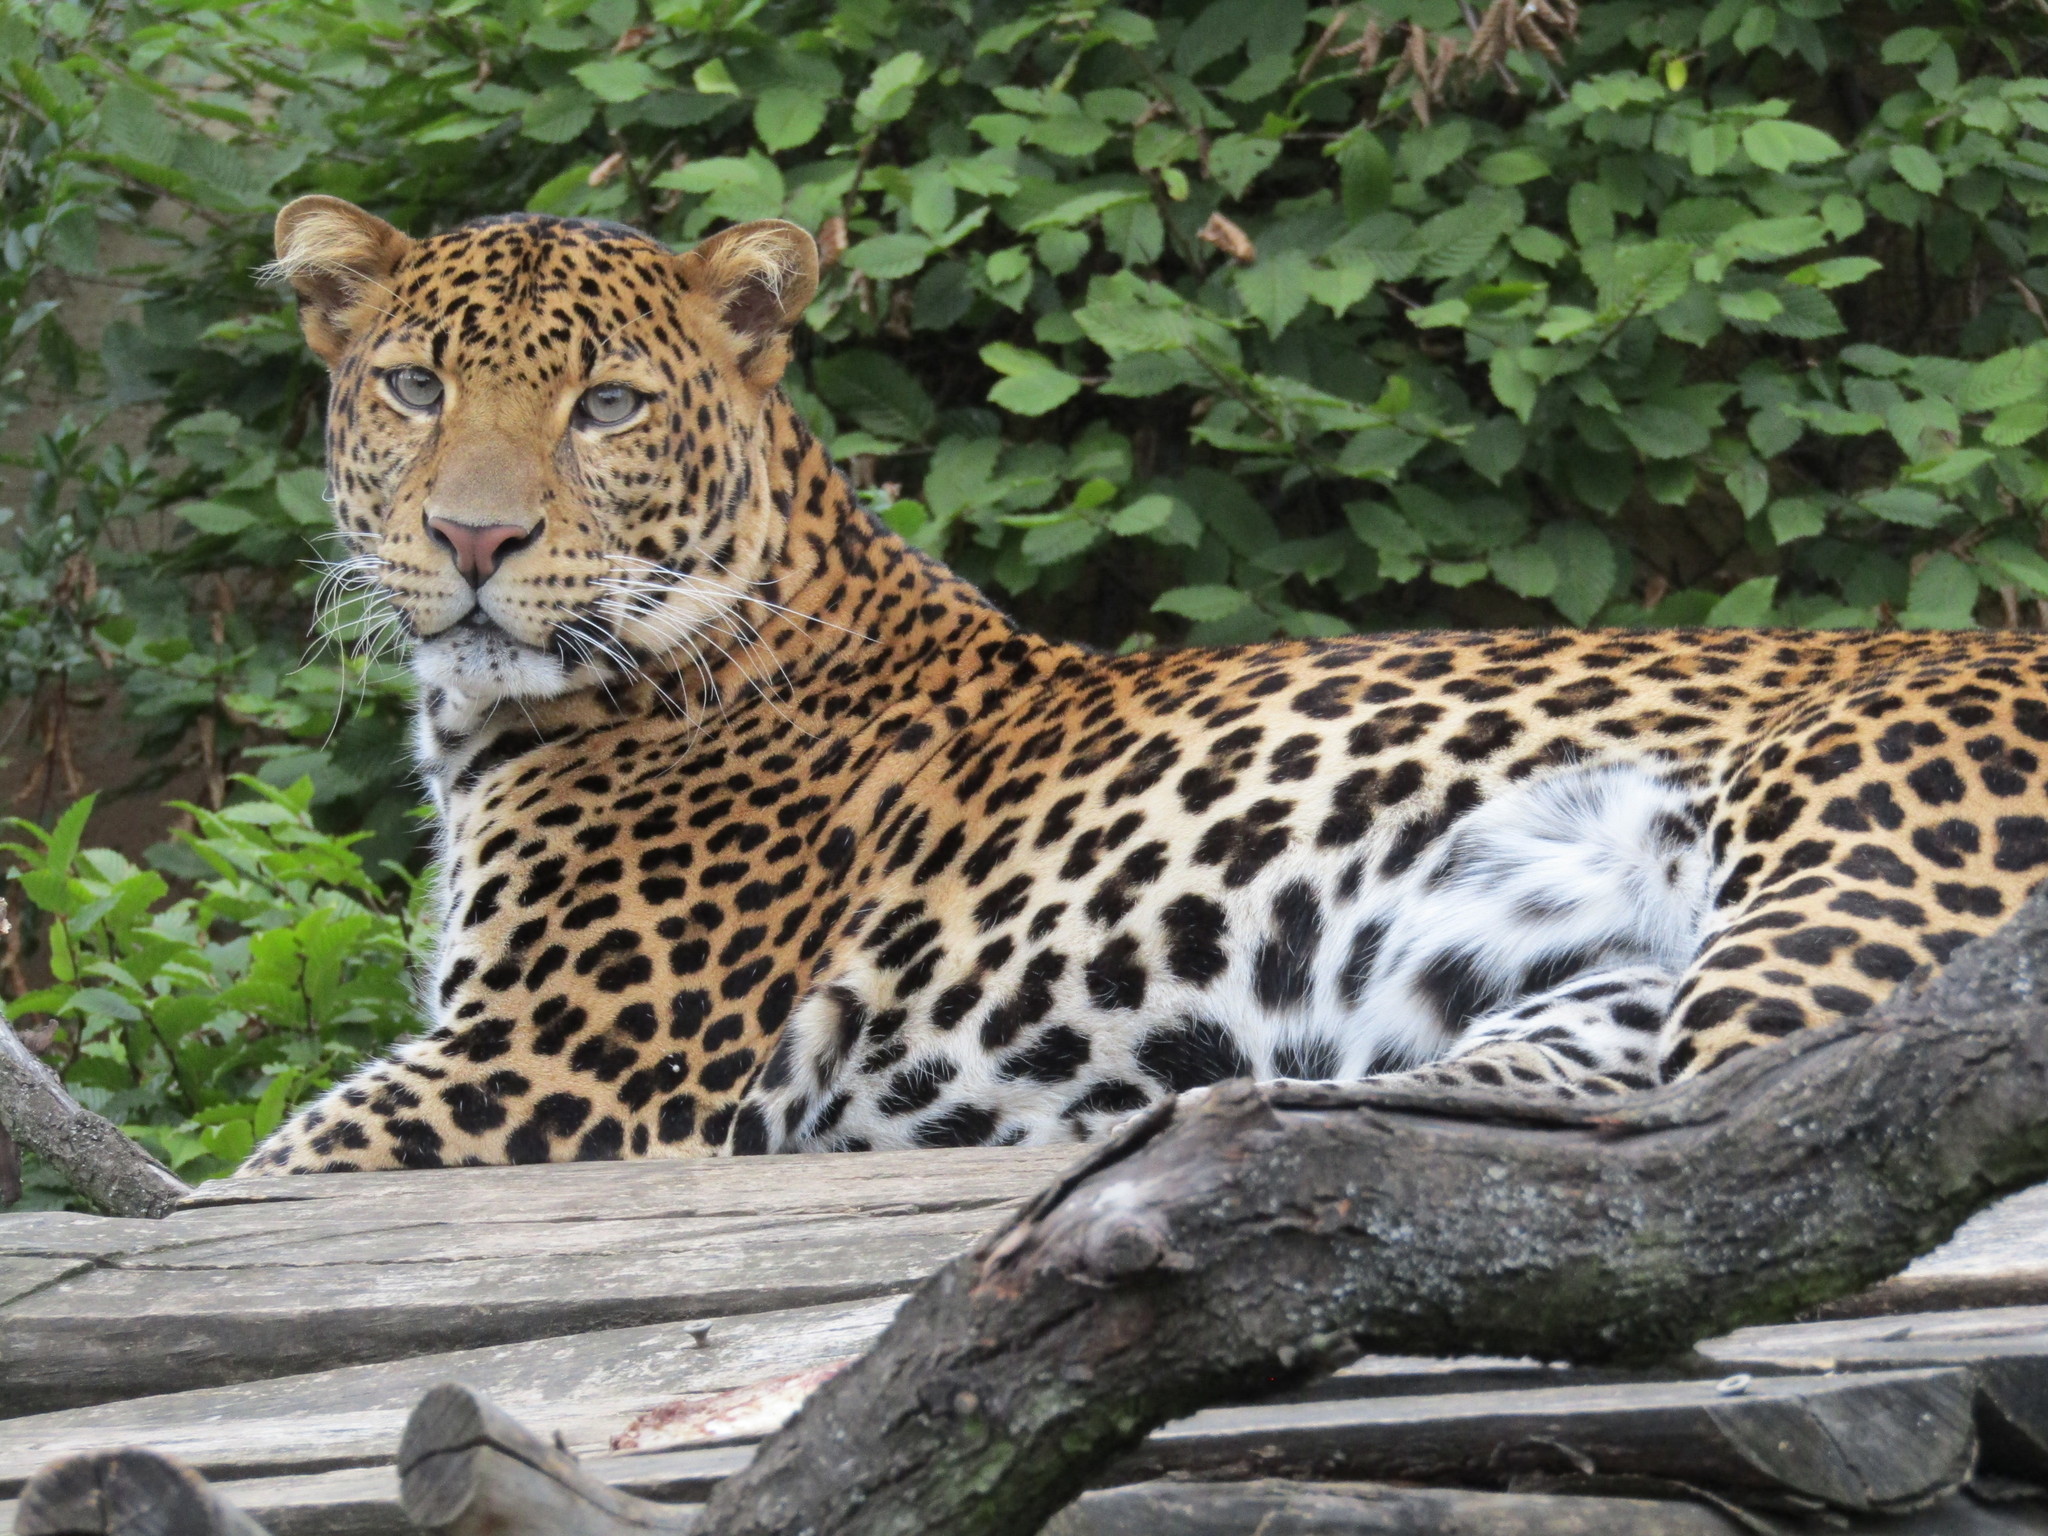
[266,196,413,364]
[677,219,818,388]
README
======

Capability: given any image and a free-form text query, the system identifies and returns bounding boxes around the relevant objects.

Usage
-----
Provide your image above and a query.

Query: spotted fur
[246,199,2048,1173]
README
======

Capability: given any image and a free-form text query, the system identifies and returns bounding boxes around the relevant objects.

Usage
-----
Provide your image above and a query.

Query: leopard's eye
[577,382,642,427]
[384,366,443,411]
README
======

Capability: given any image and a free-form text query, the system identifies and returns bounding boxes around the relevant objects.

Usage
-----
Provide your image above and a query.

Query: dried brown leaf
[1197,211,1257,264]
[817,214,849,270]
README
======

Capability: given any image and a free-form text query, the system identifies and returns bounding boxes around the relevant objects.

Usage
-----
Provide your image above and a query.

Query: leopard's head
[271,197,818,706]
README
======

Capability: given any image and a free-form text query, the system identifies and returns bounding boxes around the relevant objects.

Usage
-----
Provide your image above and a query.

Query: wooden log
[13,1448,271,1536]
[396,1384,700,1536]
[694,879,2048,1536]
[1105,1367,1978,1512]
[0,999,190,1221]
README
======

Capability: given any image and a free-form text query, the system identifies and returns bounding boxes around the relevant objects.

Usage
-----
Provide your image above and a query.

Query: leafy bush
[2,778,419,1206]
[6,0,2048,1198]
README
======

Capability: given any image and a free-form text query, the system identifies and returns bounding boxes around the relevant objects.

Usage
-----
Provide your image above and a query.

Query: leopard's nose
[426,516,540,587]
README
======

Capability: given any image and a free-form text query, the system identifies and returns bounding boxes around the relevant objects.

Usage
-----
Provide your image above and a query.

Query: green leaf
[1707,576,1778,626]
[1741,120,1843,173]
[1478,149,1549,187]
[981,343,1082,415]
[1029,111,1112,158]
[1489,543,1558,598]
[1960,347,2048,412]
[1235,252,1311,335]
[1207,134,1282,197]
[274,468,331,528]
[1986,401,2048,446]
[1881,27,1943,63]
[1021,516,1101,564]
[1975,537,2048,597]
[1902,552,1980,628]
[1333,128,1393,219]
[1073,278,1196,355]
[178,500,256,535]
[1584,241,1694,318]
[1460,416,1525,484]
[1908,447,1995,486]
[1768,497,1826,544]
[754,87,827,151]
[1541,522,1618,625]
[1619,403,1712,460]
[1417,192,1522,281]
[522,84,597,144]
[1889,144,1945,195]
[1153,585,1250,622]
[1859,487,1951,527]
[1109,494,1178,536]
[1718,289,1783,323]
[1019,188,1146,232]
[1567,183,1613,248]
[1727,457,1770,516]
[1717,217,1829,261]
[812,351,936,443]
[571,59,664,104]
[1303,253,1377,316]
[67,986,144,1023]
[1785,258,1881,290]
[855,51,924,125]
[843,233,933,281]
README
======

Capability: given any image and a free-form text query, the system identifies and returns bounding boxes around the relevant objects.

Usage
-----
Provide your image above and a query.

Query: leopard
[244,194,2048,1175]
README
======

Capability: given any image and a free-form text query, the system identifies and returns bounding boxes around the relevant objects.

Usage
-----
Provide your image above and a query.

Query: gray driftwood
[13,1448,269,1536]
[691,881,2048,1536]
[398,1384,699,1535]
[0,999,188,1220]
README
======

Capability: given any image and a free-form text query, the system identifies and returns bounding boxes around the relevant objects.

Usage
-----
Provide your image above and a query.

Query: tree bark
[696,885,2048,1536]
[0,992,190,1218]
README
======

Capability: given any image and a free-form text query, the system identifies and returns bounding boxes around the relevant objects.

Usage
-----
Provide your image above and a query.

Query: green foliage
[2,778,420,1205]
[6,0,2048,1198]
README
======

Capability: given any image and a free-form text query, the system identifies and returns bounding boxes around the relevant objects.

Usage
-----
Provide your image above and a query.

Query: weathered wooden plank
[1822,1181,2048,1315]
[1042,1479,1747,1535]
[1701,1303,2048,1366]
[1107,1367,1979,1513]
[0,1297,898,1495]
[174,1146,1071,1219]
[0,1257,91,1309]
[1699,1306,2048,1481]
[1,1207,993,1414]
[0,1213,170,1260]
[1043,1479,2048,1535]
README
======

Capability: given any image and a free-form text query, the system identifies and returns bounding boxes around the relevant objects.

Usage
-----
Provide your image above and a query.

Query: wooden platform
[4,1150,2048,1535]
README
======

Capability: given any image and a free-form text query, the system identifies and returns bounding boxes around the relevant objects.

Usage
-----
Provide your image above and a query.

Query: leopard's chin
[411,614,583,704]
